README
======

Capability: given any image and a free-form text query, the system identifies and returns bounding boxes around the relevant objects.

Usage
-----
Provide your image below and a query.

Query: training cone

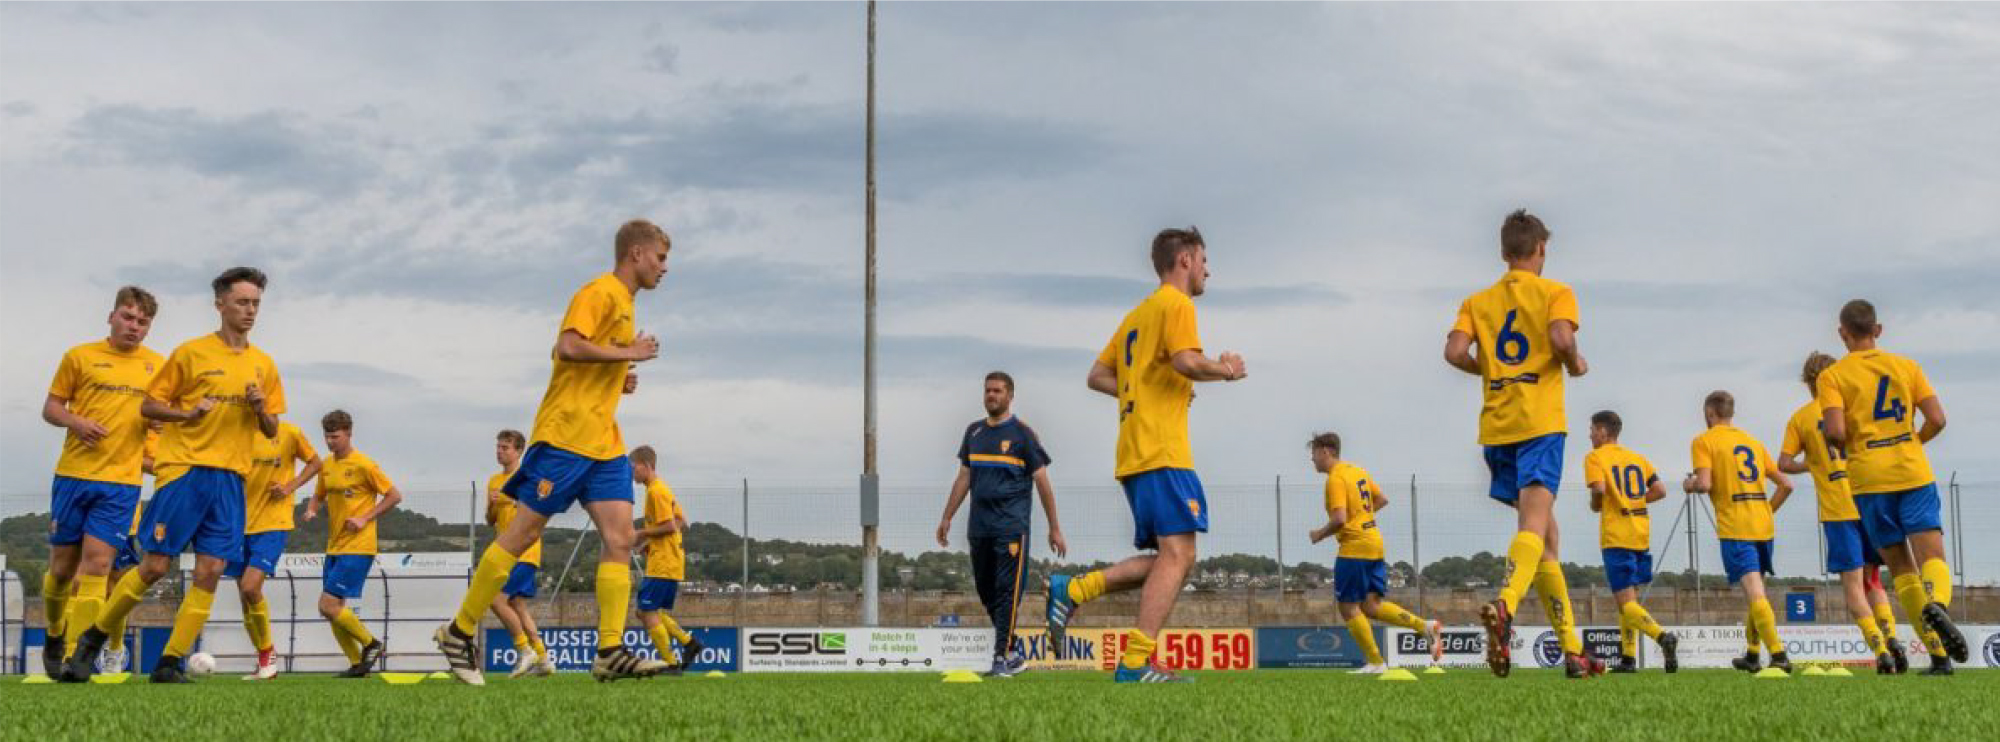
[1754,667,1790,679]
[23,674,54,684]
[379,672,427,685]
[90,673,131,684]
[426,671,452,680]
[1379,668,1419,682]
[1422,666,1447,675]
[942,670,984,683]
[1826,667,1854,677]
[704,670,726,678]
[1802,665,1827,676]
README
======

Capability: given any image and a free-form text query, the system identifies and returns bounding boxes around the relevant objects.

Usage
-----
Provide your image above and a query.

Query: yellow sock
[1744,611,1760,654]
[333,608,375,647]
[1857,617,1887,655]
[1371,601,1426,633]
[1621,601,1664,640]
[43,573,71,639]
[1346,614,1382,665]
[95,570,149,635]
[1498,532,1544,614]
[1618,612,1637,657]
[512,632,532,651]
[530,634,549,657]
[1749,599,1781,656]
[333,622,362,664]
[163,586,215,659]
[452,545,520,635]
[244,599,272,653]
[658,612,693,644]
[646,622,672,659]
[1894,573,1945,657]
[1533,561,1581,656]
[1873,601,1897,642]
[1068,571,1107,605]
[1119,629,1156,670]
[62,574,107,660]
[595,562,632,650]
[1920,558,1951,608]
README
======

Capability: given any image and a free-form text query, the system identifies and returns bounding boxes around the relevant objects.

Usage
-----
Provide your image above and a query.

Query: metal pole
[740,478,749,626]
[1274,475,1284,592]
[1410,475,1423,613]
[1948,472,1962,586]
[1686,493,1700,622]
[469,480,478,565]
[859,0,882,628]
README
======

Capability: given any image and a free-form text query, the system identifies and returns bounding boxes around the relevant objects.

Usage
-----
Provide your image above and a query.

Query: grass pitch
[6,667,1995,742]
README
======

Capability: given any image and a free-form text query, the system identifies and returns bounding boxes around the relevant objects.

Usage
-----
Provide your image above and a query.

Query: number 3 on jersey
[1120,329,1138,421]
[1733,445,1760,483]
[1872,375,1906,423]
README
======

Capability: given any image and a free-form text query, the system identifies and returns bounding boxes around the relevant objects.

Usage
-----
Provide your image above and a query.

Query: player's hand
[187,397,217,423]
[245,382,265,410]
[935,520,951,548]
[1048,528,1068,559]
[1308,526,1328,544]
[267,483,288,499]
[1219,352,1247,381]
[343,517,367,534]
[629,332,661,362]
[68,417,110,446]
[623,372,639,395]
[302,506,318,522]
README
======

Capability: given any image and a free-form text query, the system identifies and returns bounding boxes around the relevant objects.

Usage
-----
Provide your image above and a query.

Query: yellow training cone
[1379,668,1419,682]
[427,671,452,680]
[942,670,984,683]
[379,672,427,685]
[23,674,54,684]
[90,673,131,684]
[704,670,727,678]
[1826,667,1854,677]
[1422,666,1447,675]
[1754,667,1790,679]
[1802,665,1827,676]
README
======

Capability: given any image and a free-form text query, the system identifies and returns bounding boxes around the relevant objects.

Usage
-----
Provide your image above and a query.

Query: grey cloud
[2,101,33,118]
[661,330,1082,386]
[66,105,374,195]
[284,361,425,387]
[646,43,680,74]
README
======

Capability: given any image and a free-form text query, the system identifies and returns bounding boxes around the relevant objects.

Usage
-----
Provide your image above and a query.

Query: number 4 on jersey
[1872,375,1906,423]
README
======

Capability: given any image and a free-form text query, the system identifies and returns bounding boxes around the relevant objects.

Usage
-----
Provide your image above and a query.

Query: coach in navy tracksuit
[936,371,1068,677]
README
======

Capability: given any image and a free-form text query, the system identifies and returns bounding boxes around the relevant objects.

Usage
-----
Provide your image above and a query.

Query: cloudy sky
[3,3,1996,581]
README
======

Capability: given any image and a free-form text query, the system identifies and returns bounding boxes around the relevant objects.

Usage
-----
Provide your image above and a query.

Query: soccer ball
[187,652,217,677]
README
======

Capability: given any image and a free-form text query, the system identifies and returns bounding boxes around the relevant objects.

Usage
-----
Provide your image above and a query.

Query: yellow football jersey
[1583,444,1658,551]
[243,423,318,534]
[488,470,543,566]
[146,334,286,477]
[318,450,394,556]
[1781,401,1858,522]
[49,340,165,487]
[1691,425,1775,541]
[1814,349,1937,495]
[643,477,686,580]
[1450,270,1580,445]
[529,274,636,461]
[1324,461,1384,560]
[1095,285,1203,478]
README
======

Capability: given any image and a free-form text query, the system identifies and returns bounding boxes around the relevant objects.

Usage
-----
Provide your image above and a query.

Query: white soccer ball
[186,652,217,677]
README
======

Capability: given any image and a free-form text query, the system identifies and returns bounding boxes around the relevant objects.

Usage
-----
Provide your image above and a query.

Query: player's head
[983,371,1014,417]
[1151,227,1208,296]
[495,429,525,468]
[1500,209,1549,269]
[108,285,157,351]
[1589,409,1622,447]
[616,219,672,291]
[1307,431,1341,472]
[1702,390,1734,426]
[630,444,657,482]
[322,409,354,453]
[1799,351,1837,396]
[211,267,266,335]
[1837,299,1882,347]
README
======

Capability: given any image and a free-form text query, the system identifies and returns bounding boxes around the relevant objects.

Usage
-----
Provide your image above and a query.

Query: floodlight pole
[859,0,882,628]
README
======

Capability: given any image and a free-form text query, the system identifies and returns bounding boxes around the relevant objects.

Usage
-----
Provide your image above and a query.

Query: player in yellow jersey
[302,410,402,678]
[1050,227,1246,684]
[434,220,672,685]
[486,429,555,678]
[227,418,320,679]
[1442,210,1596,678]
[1305,433,1443,674]
[40,287,162,678]
[633,445,705,674]
[64,268,286,683]
[1815,300,1963,674]
[1683,391,1795,674]
[1778,352,1909,675]
[92,422,162,673]
[1582,411,1679,674]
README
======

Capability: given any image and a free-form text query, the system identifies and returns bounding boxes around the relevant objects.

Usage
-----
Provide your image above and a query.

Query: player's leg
[513,595,551,669]
[990,534,1028,674]
[1896,485,1965,663]
[1739,568,1787,672]
[1531,519,1591,675]
[969,535,1003,665]
[1864,566,1908,673]
[236,563,279,679]
[1341,600,1382,671]
[1115,469,1205,682]
[489,595,526,655]
[44,477,96,666]
[1863,489,1956,668]
[1119,531,1196,678]
[58,535,116,663]
[1360,561,1433,662]
[321,592,363,667]
[1049,476,1158,653]
[578,459,669,681]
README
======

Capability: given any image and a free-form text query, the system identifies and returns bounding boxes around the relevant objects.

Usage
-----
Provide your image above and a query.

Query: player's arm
[555,328,658,364]
[349,486,402,532]
[1086,361,1118,397]
[1371,485,1391,513]
[284,456,323,498]
[1548,319,1587,377]
[1169,349,1245,382]
[935,466,971,548]
[1033,468,1067,558]
[1644,478,1667,504]
[245,382,278,438]
[42,393,111,446]
[141,396,213,424]
[1683,468,1711,495]
[1310,508,1348,544]
[636,516,678,538]
[1915,395,1946,443]
[1443,331,1480,375]
[1767,468,1793,513]
[303,478,326,522]
[485,489,503,527]
[1777,451,1809,475]
[1587,481,1605,513]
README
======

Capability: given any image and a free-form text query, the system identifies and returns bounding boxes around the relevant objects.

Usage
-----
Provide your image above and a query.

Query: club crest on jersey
[1008,542,1020,557]
[154,524,167,541]
[1000,440,1013,454]
[1186,498,1201,518]
[536,479,554,499]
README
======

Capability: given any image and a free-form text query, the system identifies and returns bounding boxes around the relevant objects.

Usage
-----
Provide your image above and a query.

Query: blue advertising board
[484,627,738,673]
[1785,591,1816,622]
[22,627,160,673]
[1255,626,1376,669]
